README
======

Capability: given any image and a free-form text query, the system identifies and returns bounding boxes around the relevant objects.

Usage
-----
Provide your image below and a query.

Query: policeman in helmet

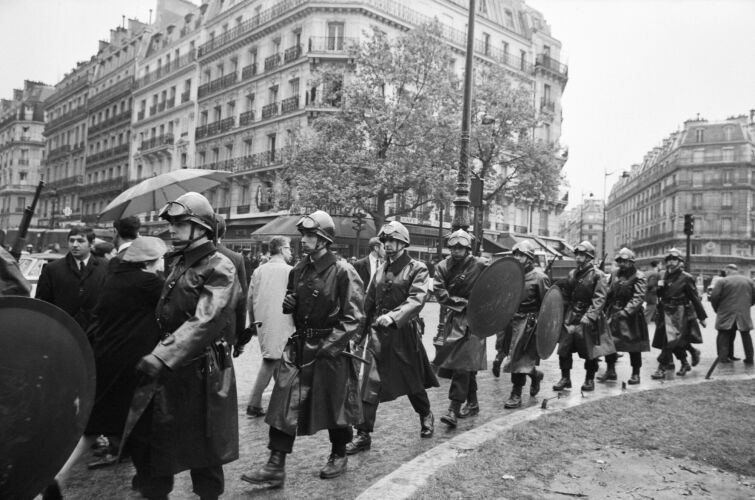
[599,247,649,385]
[243,210,364,487]
[432,229,487,427]
[345,220,439,455]
[552,241,614,393]
[495,240,551,408]
[650,248,706,379]
[130,192,241,499]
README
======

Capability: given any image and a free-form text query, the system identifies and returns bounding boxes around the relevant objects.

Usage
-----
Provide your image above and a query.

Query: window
[723,148,734,162]
[478,0,488,14]
[692,192,703,210]
[267,133,276,160]
[722,192,733,208]
[501,41,509,62]
[543,45,551,57]
[695,128,704,142]
[721,242,731,255]
[504,9,515,29]
[724,126,734,141]
[482,33,490,55]
[520,50,527,70]
[692,149,704,163]
[327,22,344,51]
[722,169,734,184]
[692,170,703,187]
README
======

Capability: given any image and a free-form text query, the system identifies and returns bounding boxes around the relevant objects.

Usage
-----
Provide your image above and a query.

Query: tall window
[695,128,704,142]
[692,192,703,210]
[327,22,344,51]
[722,191,733,208]
[482,33,490,55]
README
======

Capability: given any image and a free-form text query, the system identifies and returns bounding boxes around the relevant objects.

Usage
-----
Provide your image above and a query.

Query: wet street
[67,299,752,499]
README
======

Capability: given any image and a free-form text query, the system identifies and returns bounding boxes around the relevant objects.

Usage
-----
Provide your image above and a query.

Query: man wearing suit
[112,216,141,259]
[36,226,107,332]
[353,237,384,289]
[710,263,755,364]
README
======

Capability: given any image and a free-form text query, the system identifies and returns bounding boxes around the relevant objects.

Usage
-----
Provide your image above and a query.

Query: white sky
[3,0,754,209]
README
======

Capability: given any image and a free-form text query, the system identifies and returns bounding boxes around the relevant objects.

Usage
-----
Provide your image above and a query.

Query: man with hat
[433,229,487,427]
[598,247,649,385]
[650,248,707,379]
[710,263,755,365]
[494,240,550,408]
[552,241,614,392]
[132,192,242,500]
[345,220,438,455]
[353,236,385,289]
[242,210,364,487]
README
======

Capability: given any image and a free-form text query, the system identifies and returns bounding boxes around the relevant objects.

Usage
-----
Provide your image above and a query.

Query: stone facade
[559,197,604,256]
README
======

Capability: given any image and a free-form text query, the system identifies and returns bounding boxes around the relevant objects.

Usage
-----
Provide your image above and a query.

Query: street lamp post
[601,169,629,260]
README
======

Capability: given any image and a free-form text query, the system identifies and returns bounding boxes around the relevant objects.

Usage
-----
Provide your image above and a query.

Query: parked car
[18,252,64,296]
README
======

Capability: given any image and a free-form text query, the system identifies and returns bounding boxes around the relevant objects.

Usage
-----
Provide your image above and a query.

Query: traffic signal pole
[683,213,694,273]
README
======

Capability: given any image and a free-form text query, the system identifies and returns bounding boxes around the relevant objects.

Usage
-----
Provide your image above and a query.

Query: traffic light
[683,214,694,235]
[352,214,365,232]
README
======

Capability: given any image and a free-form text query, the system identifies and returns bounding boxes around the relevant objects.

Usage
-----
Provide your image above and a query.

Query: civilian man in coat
[133,192,241,500]
[345,221,438,454]
[109,215,140,270]
[497,241,550,408]
[433,229,487,428]
[0,245,30,296]
[245,235,296,416]
[36,226,107,332]
[552,241,614,392]
[650,248,707,379]
[215,214,250,357]
[242,210,364,487]
[710,263,755,364]
[598,247,649,385]
[353,237,385,288]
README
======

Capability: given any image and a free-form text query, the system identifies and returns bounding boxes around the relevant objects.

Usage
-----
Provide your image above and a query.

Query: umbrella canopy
[98,169,231,222]
[250,215,377,240]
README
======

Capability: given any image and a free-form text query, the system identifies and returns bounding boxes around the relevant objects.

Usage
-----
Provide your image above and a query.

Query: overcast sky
[3,0,754,209]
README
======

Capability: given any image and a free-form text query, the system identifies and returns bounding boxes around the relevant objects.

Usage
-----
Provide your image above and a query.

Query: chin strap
[171,224,207,251]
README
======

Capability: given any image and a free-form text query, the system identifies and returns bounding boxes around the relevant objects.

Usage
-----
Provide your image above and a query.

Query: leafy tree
[284,22,459,228]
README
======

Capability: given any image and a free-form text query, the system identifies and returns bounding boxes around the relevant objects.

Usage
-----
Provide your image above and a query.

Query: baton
[341,351,369,364]
[704,358,719,380]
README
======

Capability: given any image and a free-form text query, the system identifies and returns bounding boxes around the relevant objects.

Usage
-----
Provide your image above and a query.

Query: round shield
[536,286,565,359]
[0,297,95,500]
[468,257,525,338]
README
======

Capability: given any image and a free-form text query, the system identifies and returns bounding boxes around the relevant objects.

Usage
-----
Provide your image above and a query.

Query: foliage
[284,22,459,228]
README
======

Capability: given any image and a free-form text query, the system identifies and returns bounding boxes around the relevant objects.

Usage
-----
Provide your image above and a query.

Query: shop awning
[250,215,377,241]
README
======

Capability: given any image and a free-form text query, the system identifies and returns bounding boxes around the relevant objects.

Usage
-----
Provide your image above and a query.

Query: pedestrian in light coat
[710,263,755,364]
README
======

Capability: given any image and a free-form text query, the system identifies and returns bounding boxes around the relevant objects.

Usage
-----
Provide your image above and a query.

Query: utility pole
[684,214,694,273]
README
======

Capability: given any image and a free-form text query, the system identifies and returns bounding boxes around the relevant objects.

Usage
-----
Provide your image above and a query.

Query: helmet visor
[378,224,399,242]
[448,234,472,248]
[159,201,192,220]
[296,215,319,230]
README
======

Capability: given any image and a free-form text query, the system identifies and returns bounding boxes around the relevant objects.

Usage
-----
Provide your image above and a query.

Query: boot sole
[320,469,347,480]
[240,475,284,489]
[504,402,522,409]
[440,417,457,427]
[345,444,370,455]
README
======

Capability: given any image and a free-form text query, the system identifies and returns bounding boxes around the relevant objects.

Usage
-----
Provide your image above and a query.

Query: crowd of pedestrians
[0,192,753,499]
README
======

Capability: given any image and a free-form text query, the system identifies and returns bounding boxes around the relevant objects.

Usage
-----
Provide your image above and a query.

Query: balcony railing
[242,63,258,80]
[198,73,238,99]
[137,110,146,121]
[204,159,236,172]
[158,101,166,112]
[149,105,157,116]
[239,110,255,126]
[217,206,231,215]
[88,111,131,135]
[85,143,130,164]
[82,176,128,195]
[134,52,197,89]
[513,225,528,234]
[284,44,302,63]
[535,54,568,78]
[17,159,29,166]
[48,144,72,160]
[537,228,550,237]
[45,105,88,132]
[540,98,555,112]
[46,175,84,190]
[261,102,279,120]
[181,90,190,103]
[196,117,235,140]
[264,54,281,72]
[166,97,175,109]
[281,96,299,114]
[308,36,359,54]
[237,204,251,214]
[139,134,174,152]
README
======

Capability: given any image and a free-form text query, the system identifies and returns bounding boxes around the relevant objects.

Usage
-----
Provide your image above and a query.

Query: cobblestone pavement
[66,300,753,499]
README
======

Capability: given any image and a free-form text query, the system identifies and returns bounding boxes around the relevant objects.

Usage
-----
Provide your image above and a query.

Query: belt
[287,327,333,344]
[663,299,688,307]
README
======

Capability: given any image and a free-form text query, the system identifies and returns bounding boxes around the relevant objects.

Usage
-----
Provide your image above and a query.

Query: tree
[469,65,564,206]
[284,22,459,228]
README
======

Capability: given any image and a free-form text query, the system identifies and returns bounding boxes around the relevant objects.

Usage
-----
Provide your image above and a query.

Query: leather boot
[552,376,571,391]
[581,378,595,392]
[419,411,434,438]
[529,369,544,396]
[690,348,701,367]
[628,371,640,385]
[597,364,617,382]
[458,402,479,418]
[650,365,666,379]
[241,450,286,488]
[320,453,348,479]
[440,401,461,428]
[492,354,503,378]
[345,430,371,455]
[504,386,523,408]
[676,362,691,376]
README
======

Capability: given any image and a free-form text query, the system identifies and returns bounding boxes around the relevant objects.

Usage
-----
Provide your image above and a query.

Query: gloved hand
[136,354,164,378]
[282,293,297,314]
[374,314,396,329]
[579,315,593,328]
[233,344,245,358]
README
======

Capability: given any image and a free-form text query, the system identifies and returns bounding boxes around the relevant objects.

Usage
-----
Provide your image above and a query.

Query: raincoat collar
[180,241,217,269]
[308,250,337,274]
[386,251,411,275]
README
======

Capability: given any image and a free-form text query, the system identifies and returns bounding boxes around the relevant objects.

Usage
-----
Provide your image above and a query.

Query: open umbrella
[98,169,231,222]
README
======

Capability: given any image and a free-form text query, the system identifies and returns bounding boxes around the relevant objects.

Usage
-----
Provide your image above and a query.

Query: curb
[356,371,755,500]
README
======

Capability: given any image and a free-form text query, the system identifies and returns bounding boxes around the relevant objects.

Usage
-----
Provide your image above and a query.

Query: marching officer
[433,229,487,427]
[553,241,614,392]
[650,248,707,379]
[345,221,439,455]
[494,241,550,408]
[131,192,242,500]
[598,247,649,385]
[242,210,364,487]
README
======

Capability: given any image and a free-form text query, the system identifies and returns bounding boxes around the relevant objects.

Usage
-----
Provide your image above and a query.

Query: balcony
[284,44,302,64]
[540,98,555,113]
[308,36,359,55]
[166,97,175,109]
[46,175,84,191]
[535,54,569,79]
[196,117,235,141]
[261,102,279,120]
[231,148,290,174]
[242,64,257,80]
[237,204,250,214]
[149,105,157,116]
[181,90,191,103]
[45,105,88,132]
[513,225,528,234]
[217,206,231,215]
[281,96,299,114]
[239,110,255,126]
[537,228,550,237]
[157,101,166,112]
[264,54,281,72]
[89,111,131,135]
[204,159,235,172]
[85,143,130,165]
[198,73,238,99]
[17,159,29,166]
[134,51,197,90]
[137,110,146,121]
[48,144,72,161]
[82,175,128,196]
[139,134,174,152]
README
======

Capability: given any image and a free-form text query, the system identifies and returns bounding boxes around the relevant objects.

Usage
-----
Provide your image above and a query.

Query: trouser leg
[248,358,278,408]
[511,372,527,388]
[356,400,378,433]
[629,352,642,369]
[190,465,224,499]
[717,328,735,362]
[448,370,471,403]
[605,353,618,365]
[558,355,573,372]
[328,427,353,456]
[730,331,737,358]
[584,359,599,378]
[657,348,673,366]
[741,330,754,361]
[673,346,688,364]
[268,426,295,454]
[467,371,478,404]
[408,390,431,416]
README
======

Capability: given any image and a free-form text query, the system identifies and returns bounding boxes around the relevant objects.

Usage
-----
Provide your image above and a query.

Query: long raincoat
[652,268,706,350]
[605,267,650,352]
